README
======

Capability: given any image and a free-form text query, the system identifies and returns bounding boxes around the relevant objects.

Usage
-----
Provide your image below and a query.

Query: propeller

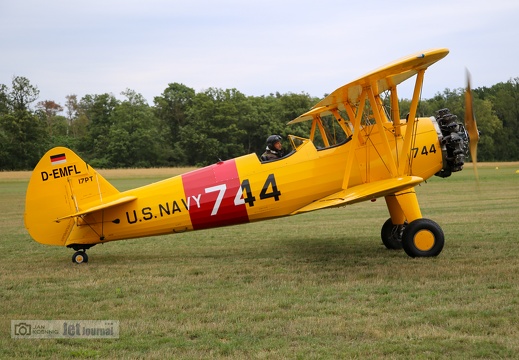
[464,69,480,182]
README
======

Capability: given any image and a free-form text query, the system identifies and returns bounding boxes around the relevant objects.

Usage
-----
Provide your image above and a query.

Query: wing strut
[390,85,401,136]
[398,69,425,176]
[342,90,367,190]
[367,85,398,177]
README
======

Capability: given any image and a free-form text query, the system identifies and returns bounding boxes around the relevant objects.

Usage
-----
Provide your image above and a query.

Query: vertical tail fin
[24,147,119,246]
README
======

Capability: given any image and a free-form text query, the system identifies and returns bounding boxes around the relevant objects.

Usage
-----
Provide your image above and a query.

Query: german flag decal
[50,153,67,165]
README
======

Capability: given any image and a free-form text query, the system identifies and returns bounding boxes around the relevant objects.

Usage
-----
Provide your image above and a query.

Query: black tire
[401,218,444,258]
[72,251,88,264]
[381,218,405,250]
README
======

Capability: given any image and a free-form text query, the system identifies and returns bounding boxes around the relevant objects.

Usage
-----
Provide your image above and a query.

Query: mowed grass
[1,164,519,359]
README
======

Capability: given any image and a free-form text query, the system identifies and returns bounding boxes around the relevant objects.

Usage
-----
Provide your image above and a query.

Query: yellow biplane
[24,48,479,263]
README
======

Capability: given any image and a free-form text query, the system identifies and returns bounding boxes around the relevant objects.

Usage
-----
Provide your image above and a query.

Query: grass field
[1,164,519,359]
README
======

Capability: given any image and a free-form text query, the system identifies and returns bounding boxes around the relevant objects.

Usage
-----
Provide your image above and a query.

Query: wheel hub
[413,229,435,251]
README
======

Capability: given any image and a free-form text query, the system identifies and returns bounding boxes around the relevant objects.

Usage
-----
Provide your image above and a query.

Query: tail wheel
[401,218,444,257]
[72,251,89,264]
[381,218,406,250]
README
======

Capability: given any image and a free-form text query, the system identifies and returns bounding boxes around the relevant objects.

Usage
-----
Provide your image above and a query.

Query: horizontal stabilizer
[56,196,137,222]
[291,176,423,215]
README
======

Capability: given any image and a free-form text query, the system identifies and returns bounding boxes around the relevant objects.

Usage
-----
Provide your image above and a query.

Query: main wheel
[381,218,406,250]
[72,251,89,264]
[401,218,444,257]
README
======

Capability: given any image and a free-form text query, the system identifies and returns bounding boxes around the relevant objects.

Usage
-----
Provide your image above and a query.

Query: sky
[1,0,518,107]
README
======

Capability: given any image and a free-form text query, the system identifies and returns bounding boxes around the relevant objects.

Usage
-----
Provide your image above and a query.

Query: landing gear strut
[383,188,445,258]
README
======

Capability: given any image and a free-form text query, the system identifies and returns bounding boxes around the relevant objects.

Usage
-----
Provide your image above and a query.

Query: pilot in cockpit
[260,135,285,161]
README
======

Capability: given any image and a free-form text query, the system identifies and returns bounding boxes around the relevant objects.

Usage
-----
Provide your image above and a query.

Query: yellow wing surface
[291,176,423,215]
[288,48,449,124]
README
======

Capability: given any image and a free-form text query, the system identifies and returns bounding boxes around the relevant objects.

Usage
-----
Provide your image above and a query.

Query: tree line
[0,76,517,170]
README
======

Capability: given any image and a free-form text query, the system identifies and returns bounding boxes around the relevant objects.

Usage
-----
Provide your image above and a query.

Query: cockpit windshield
[287,135,309,151]
[284,112,352,156]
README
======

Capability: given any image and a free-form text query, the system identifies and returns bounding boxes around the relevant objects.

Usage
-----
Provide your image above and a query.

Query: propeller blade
[464,69,480,182]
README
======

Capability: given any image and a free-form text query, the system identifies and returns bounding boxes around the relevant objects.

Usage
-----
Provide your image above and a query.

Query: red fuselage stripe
[181,160,249,230]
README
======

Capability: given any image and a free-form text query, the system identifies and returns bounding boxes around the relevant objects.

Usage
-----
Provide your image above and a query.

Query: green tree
[36,100,64,137]
[276,92,316,140]
[472,98,502,161]
[154,83,195,143]
[178,126,221,166]
[106,89,167,167]
[0,77,47,169]
[0,112,47,169]
[181,88,249,165]
[0,84,8,115]
[9,76,39,112]
[1,73,518,168]
[64,94,84,138]
[78,93,119,163]
[242,94,282,155]
[483,79,519,160]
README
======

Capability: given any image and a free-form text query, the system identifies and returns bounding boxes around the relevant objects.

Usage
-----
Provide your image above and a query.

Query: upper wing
[55,195,137,222]
[291,176,423,215]
[288,48,449,124]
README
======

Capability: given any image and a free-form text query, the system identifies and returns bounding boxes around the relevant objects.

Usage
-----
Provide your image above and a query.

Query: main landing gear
[381,218,445,257]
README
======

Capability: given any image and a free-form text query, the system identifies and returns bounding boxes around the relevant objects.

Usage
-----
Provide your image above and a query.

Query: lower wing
[291,176,423,215]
